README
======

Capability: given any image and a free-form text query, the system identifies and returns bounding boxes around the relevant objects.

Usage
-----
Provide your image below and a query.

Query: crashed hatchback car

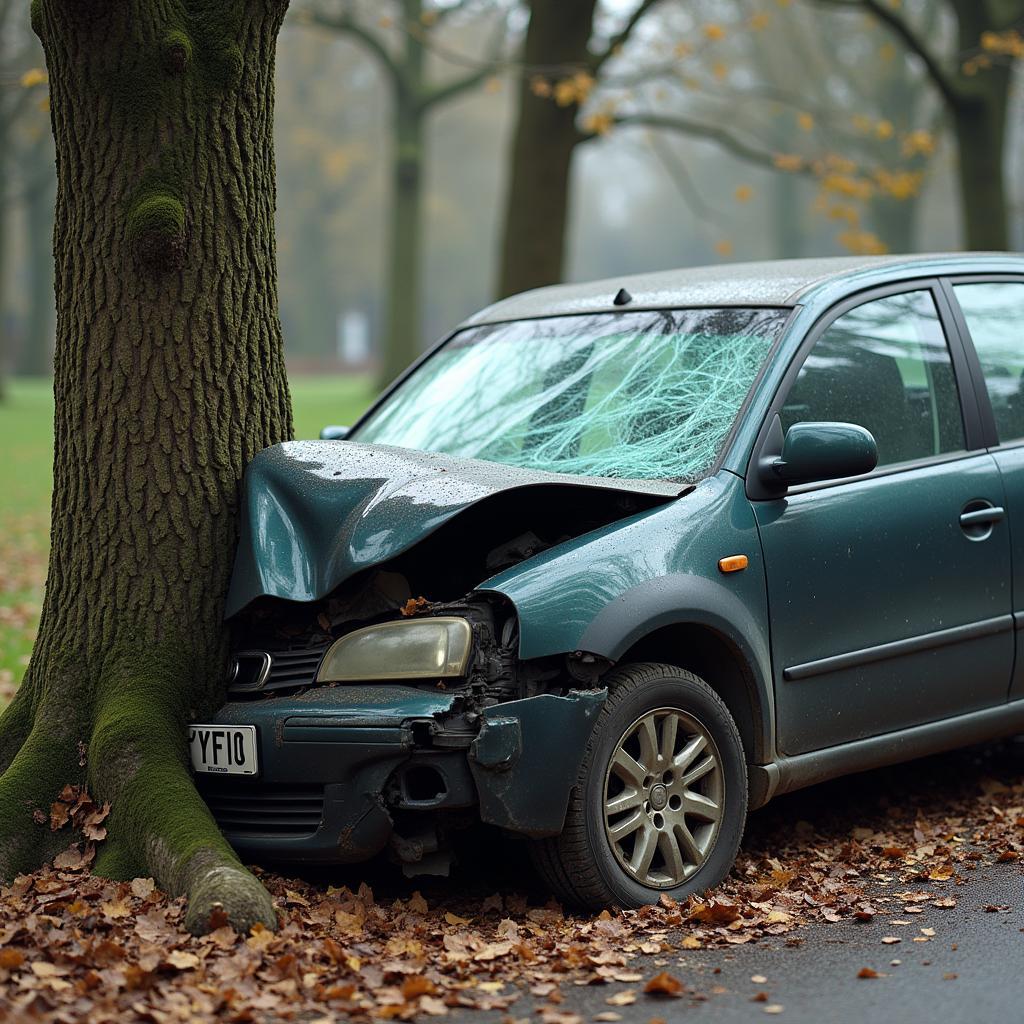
[192,253,1024,908]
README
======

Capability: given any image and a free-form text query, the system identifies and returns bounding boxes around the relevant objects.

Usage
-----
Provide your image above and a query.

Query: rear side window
[954,282,1024,444]
[781,290,964,468]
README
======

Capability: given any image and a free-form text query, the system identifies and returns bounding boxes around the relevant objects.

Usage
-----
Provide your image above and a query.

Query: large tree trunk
[0,0,293,934]
[953,88,1010,250]
[495,0,598,299]
[380,102,424,388]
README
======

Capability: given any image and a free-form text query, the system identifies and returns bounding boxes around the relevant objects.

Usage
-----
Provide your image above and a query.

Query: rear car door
[945,277,1024,702]
[751,282,1013,756]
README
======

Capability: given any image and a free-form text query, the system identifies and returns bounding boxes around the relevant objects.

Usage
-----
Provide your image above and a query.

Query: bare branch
[811,0,962,108]
[418,7,510,111]
[612,111,814,176]
[645,133,729,226]
[303,6,404,87]
[591,0,665,73]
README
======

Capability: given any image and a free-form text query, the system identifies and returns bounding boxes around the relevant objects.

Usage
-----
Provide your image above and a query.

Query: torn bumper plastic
[195,686,607,864]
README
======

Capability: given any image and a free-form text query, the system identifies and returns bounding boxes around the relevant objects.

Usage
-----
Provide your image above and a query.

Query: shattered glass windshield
[351,308,789,481]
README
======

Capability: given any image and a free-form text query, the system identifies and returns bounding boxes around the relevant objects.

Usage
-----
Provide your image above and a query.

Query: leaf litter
[1,753,1022,1022]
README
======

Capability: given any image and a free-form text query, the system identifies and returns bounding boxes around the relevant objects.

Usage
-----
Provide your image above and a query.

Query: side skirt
[748,699,1024,809]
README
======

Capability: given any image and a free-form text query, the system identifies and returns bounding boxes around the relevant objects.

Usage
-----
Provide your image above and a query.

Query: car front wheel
[530,662,748,909]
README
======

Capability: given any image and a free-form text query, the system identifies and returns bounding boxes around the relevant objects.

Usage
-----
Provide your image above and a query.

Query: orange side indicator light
[718,554,749,574]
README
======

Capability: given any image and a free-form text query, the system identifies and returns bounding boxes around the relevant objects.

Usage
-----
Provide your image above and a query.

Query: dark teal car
[191,253,1024,908]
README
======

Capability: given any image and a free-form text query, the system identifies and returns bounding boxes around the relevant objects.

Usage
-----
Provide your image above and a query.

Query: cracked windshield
[353,308,789,480]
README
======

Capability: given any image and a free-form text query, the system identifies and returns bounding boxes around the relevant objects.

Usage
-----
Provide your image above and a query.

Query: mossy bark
[495,0,598,299]
[1,0,293,935]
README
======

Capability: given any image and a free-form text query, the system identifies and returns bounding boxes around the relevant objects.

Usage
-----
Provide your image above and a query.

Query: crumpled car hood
[225,441,686,617]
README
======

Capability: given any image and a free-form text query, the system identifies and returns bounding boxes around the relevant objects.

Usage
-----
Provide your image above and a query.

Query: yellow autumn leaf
[704,23,727,41]
[773,153,804,172]
[902,129,935,157]
[749,12,771,30]
[875,119,894,139]
[715,240,734,257]
[20,68,46,88]
[797,112,814,132]
[837,229,888,255]
[734,185,754,203]
[582,111,614,136]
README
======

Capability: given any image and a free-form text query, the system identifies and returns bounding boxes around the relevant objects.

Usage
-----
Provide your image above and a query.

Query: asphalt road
[467,739,1024,1024]
[489,862,1024,1024]
[310,739,1024,1023]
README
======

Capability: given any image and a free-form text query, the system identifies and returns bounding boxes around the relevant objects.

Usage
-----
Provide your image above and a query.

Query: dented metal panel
[469,690,607,837]
[225,441,683,617]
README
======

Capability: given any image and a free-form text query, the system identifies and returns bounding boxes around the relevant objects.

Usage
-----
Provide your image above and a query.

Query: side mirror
[761,421,877,489]
[320,425,350,441]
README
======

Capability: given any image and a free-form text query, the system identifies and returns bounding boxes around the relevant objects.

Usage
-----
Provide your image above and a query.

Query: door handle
[959,506,1005,528]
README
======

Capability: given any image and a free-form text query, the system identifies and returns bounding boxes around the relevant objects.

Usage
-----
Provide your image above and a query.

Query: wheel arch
[576,574,775,769]
[615,626,766,766]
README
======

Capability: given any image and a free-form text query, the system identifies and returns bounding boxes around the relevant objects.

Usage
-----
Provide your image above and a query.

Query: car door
[750,282,1013,757]
[945,277,1024,703]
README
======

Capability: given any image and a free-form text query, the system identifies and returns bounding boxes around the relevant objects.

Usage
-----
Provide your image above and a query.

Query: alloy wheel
[602,706,725,888]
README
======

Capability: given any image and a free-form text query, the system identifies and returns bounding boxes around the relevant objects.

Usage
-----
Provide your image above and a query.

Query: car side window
[780,290,965,468]
[953,281,1024,444]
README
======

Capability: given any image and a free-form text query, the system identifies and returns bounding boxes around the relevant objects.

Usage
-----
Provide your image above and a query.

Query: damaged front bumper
[196,684,606,866]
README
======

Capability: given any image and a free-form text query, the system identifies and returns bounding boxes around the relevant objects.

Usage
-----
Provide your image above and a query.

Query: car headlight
[316,616,473,682]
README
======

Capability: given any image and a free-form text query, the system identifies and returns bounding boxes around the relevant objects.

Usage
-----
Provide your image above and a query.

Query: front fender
[480,473,774,758]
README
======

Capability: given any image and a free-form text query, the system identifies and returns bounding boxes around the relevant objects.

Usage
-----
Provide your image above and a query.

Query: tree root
[0,652,277,936]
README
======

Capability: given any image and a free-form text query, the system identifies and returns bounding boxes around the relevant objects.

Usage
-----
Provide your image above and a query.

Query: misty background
[1,0,1022,385]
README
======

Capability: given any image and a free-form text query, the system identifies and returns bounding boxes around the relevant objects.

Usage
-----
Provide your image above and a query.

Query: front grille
[203,783,325,838]
[229,642,330,696]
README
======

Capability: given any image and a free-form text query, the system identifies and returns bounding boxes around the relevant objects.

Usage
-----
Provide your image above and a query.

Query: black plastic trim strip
[765,698,1024,800]
[784,614,1013,682]
[939,274,1024,449]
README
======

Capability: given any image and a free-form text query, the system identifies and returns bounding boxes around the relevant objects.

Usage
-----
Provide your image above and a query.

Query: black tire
[530,662,747,910]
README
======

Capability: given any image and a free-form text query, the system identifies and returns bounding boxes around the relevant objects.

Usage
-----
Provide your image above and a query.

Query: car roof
[462,253,1024,326]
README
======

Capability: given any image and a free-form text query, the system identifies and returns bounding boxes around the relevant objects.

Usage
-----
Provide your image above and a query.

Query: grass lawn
[0,374,375,699]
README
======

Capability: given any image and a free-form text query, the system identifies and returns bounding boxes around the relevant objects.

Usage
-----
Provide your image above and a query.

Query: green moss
[126,193,185,270]
[184,1,247,94]
[162,29,193,74]
[86,649,275,932]
[207,42,243,91]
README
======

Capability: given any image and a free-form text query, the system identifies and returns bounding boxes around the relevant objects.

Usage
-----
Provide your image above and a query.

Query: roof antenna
[613,287,633,306]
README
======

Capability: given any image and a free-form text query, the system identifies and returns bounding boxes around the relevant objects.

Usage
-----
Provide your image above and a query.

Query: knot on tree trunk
[162,30,193,75]
[126,193,186,272]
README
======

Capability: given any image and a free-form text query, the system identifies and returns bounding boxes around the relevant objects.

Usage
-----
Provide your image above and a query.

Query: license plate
[189,725,258,776]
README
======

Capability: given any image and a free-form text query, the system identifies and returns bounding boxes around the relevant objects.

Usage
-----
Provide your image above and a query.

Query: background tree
[0,0,47,396]
[815,0,1024,250]
[496,0,665,298]
[0,0,293,933]
[16,128,56,378]
[302,0,511,387]
[498,0,966,296]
